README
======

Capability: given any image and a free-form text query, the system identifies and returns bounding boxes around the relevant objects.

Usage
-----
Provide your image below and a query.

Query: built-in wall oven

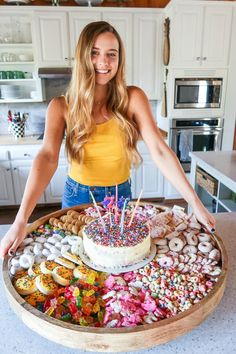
[174,78,223,109]
[170,118,224,173]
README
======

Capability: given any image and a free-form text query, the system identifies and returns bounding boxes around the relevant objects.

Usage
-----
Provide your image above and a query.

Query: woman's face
[91,32,119,85]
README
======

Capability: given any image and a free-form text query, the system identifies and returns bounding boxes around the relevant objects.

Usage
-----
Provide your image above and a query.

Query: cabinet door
[102,12,133,85]
[171,5,203,68]
[45,159,68,203]
[34,11,70,67]
[164,173,190,200]
[135,142,164,198]
[133,13,163,100]
[11,160,45,204]
[202,6,232,68]
[69,11,101,60]
[0,162,15,206]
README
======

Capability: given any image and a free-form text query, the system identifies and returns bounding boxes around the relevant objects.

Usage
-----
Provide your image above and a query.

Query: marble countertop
[0,134,43,146]
[0,212,236,354]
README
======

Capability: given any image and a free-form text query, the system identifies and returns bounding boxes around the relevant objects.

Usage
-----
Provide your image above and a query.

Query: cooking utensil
[163,17,170,66]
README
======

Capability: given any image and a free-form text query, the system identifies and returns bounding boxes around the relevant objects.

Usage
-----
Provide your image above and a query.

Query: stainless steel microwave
[174,78,223,109]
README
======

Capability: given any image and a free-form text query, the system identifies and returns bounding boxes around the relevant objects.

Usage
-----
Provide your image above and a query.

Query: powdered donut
[198,233,211,242]
[158,256,174,268]
[182,245,197,254]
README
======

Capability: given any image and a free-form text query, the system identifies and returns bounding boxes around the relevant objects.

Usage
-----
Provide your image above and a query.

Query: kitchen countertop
[190,151,236,193]
[0,212,236,354]
[0,134,43,146]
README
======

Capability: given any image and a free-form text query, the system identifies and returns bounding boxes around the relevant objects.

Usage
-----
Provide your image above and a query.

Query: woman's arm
[127,86,215,230]
[0,97,67,258]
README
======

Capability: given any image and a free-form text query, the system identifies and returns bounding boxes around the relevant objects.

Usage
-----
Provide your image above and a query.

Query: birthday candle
[115,184,118,224]
[89,191,106,233]
[128,189,143,227]
[120,198,128,235]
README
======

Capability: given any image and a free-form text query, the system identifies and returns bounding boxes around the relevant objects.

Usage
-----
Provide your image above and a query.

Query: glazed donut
[153,238,168,246]
[157,245,169,254]
[169,237,184,252]
[19,254,34,269]
[182,245,197,254]
[198,241,213,253]
[186,232,198,246]
[158,256,174,268]
[209,248,221,261]
[198,233,211,242]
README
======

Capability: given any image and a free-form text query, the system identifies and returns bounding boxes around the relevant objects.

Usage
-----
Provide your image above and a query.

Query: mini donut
[62,251,83,265]
[208,266,221,276]
[169,237,184,252]
[28,263,42,277]
[57,222,65,229]
[55,256,76,269]
[188,222,201,230]
[186,232,198,246]
[34,256,46,264]
[49,246,61,256]
[49,217,57,225]
[36,237,47,244]
[21,238,34,247]
[59,215,68,223]
[153,238,168,246]
[14,275,37,295]
[67,236,82,246]
[23,245,34,255]
[44,242,52,250]
[198,233,211,242]
[66,210,74,216]
[55,242,62,250]
[33,243,43,256]
[24,290,47,306]
[175,222,188,231]
[182,245,197,254]
[40,260,58,274]
[70,211,80,218]
[72,225,79,234]
[11,257,20,267]
[165,231,179,240]
[158,256,174,268]
[61,236,69,245]
[42,249,50,257]
[61,245,71,254]
[35,274,58,295]
[52,266,73,286]
[47,254,57,261]
[19,254,34,269]
[198,241,213,253]
[10,266,23,276]
[209,248,221,262]
[70,244,80,256]
[47,237,57,245]
[157,245,169,254]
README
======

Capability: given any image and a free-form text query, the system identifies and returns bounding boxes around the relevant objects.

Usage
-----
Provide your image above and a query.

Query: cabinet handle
[64,57,69,61]
[24,153,30,157]
[14,167,17,170]
[202,57,207,61]
[196,57,201,60]
[6,168,10,171]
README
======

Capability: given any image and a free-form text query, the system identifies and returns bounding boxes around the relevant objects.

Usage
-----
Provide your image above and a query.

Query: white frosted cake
[83,215,151,268]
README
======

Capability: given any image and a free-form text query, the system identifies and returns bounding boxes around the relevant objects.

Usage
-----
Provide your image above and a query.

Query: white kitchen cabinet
[134,142,164,199]
[34,11,70,67]
[133,13,163,99]
[164,173,190,200]
[102,12,133,85]
[11,159,45,204]
[0,11,44,102]
[0,161,15,205]
[170,4,232,68]
[45,158,68,203]
[69,11,101,59]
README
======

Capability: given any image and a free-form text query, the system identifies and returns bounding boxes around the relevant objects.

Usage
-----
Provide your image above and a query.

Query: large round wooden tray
[2,204,228,352]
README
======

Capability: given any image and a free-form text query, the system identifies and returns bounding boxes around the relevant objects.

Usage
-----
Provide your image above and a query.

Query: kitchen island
[0,212,236,354]
[190,151,236,213]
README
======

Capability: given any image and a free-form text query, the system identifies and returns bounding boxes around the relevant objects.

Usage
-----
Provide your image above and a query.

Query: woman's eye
[108,52,117,58]
[91,50,99,57]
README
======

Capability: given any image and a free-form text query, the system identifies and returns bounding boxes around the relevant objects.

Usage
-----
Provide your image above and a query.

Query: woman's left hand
[190,198,216,233]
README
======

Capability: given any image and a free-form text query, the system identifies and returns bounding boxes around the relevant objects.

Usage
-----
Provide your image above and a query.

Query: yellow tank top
[68,117,131,186]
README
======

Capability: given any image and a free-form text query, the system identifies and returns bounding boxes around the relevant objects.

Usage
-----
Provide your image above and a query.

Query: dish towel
[179,130,193,161]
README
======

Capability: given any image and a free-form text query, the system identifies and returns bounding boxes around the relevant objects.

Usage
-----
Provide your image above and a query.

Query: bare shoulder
[47,96,68,117]
[127,86,149,115]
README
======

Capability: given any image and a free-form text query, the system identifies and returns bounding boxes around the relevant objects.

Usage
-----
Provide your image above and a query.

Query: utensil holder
[10,121,25,139]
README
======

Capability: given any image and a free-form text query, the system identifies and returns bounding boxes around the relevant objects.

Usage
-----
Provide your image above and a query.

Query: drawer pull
[24,153,30,157]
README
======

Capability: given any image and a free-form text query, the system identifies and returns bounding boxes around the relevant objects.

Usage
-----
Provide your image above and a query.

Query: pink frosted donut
[169,237,184,252]
[198,241,213,253]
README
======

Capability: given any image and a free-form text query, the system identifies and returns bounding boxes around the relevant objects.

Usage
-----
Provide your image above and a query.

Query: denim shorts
[61,176,132,209]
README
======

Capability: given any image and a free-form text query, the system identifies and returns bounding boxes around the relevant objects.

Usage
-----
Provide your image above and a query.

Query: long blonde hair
[65,21,141,166]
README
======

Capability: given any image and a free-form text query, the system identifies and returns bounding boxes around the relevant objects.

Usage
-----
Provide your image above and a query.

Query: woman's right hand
[0,221,27,259]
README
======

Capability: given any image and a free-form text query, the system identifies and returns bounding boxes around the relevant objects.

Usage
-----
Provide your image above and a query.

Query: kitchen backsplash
[0,79,158,136]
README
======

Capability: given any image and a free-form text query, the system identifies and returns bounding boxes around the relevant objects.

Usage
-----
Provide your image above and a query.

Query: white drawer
[9,145,40,160]
[0,149,9,161]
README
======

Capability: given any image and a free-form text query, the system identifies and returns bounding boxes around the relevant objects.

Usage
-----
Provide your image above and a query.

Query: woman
[0,21,215,258]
